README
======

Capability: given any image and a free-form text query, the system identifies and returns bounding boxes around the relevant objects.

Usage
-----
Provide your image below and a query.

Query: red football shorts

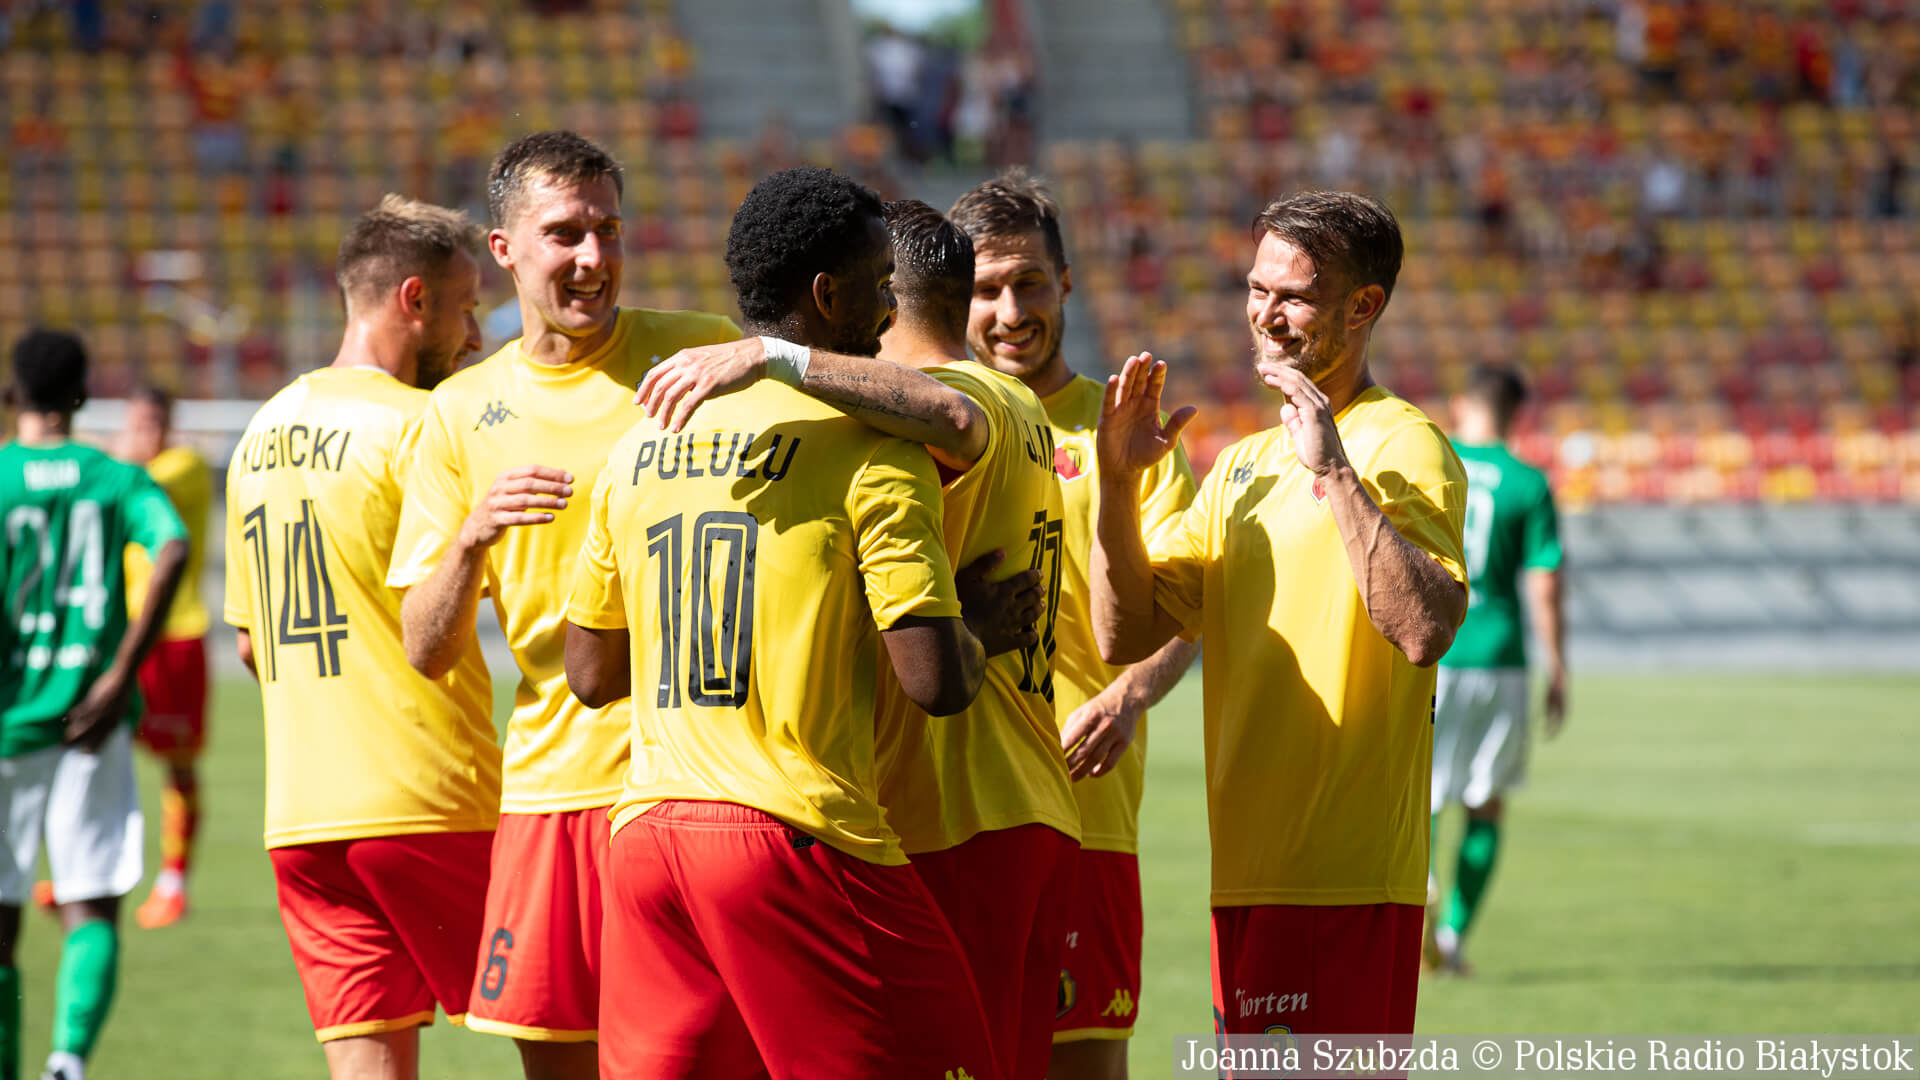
[914,824,1078,1080]
[1053,849,1143,1043]
[1211,903,1423,1038]
[465,808,610,1043]
[134,635,208,761]
[600,800,999,1080]
[270,831,493,1042]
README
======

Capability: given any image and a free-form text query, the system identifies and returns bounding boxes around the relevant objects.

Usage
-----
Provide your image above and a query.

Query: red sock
[160,770,201,881]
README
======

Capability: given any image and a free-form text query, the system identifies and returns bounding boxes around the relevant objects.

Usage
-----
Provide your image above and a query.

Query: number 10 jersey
[224,367,501,849]
[568,380,962,866]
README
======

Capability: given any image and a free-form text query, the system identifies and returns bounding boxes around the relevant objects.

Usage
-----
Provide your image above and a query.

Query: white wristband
[760,336,812,387]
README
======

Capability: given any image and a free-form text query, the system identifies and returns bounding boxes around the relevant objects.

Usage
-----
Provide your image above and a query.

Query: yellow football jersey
[876,362,1079,854]
[569,381,961,865]
[1040,375,1196,854]
[223,367,501,848]
[388,308,741,814]
[1152,385,1467,908]
[125,445,212,641]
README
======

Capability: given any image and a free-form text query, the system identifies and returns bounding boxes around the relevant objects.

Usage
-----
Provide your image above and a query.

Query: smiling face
[491,173,624,344]
[1245,231,1352,384]
[966,229,1070,389]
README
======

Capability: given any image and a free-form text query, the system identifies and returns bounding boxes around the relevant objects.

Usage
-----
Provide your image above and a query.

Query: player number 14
[239,500,351,681]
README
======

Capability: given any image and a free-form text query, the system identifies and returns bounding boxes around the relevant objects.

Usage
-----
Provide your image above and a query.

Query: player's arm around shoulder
[636,337,990,470]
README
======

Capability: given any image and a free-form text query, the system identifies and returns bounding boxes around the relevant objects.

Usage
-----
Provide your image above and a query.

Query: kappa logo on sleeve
[474,400,520,431]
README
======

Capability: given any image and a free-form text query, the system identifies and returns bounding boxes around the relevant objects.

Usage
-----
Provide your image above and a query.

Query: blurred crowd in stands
[3,0,1918,500]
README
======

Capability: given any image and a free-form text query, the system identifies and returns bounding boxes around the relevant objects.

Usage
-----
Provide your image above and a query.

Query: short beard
[414,346,456,392]
[827,324,883,358]
[1252,322,1344,384]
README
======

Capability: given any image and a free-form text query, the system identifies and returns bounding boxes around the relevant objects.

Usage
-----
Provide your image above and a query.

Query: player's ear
[399,275,430,319]
[810,271,836,323]
[1058,262,1073,300]
[487,228,514,271]
[1347,284,1386,330]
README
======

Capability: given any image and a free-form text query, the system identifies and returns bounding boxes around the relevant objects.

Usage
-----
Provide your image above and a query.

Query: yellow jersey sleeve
[1142,444,1200,548]
[1359,422,1470,589]
[850,442,960,627]
[566,467,627,630]
[386,395,471,593]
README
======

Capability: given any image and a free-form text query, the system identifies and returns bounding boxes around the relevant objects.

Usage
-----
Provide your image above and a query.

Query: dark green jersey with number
[1,440,186,756]
[1442,441,1562,669]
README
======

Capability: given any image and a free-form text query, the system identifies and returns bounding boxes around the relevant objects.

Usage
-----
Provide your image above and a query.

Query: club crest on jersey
[1056,969,1077,1018]
[474,400,519,430]
[1053,441,1088,481]
[1310,475,1328,504]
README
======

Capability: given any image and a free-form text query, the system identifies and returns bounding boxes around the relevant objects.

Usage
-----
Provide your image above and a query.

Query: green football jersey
[1,440,186,757]
[1442,441,1562,669]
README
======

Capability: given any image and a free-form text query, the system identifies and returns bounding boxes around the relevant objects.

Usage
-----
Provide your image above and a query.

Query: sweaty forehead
[1251,233,1320,291]
[512,173,621,229]
[971,231,1054,280]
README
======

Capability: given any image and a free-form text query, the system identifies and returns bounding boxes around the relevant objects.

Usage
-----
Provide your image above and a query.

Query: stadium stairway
[675,0,863,138]
[1024,0,1196,142]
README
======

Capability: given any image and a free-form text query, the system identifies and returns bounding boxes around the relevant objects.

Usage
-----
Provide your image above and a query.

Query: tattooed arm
[636,338,988,470]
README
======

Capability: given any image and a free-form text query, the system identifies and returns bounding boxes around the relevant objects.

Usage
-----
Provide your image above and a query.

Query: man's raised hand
[1096,352,1196,479]
[1259,364,1349,476]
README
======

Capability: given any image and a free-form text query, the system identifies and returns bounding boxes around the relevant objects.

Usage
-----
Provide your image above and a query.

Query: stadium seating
[6,0,1918,501]
[1049,0,1920,499]
[0,0,901,398]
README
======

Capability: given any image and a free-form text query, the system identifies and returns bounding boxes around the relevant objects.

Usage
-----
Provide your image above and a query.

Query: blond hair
[336,193,483,304]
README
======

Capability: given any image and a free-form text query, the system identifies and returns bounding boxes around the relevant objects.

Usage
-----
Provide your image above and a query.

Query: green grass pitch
[12,670,1916,1077]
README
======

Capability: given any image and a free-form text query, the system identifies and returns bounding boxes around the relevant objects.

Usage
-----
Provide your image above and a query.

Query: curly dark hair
[725,168,886,328]
[883,200,973,343]
[10,328,89,414]
[487,130,624,229]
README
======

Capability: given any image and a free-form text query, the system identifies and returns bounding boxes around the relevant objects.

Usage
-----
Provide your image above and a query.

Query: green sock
[51,920,118,1059]
[1445,818,1502,938]
[0,965,20,1080]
